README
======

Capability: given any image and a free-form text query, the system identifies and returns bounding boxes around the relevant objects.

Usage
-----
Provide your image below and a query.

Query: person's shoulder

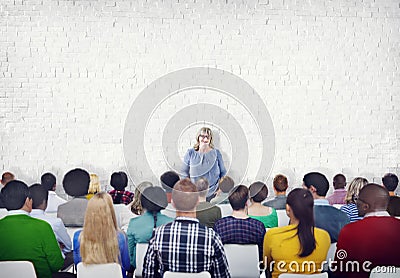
[248,217,266,228]
[315,227,330,239]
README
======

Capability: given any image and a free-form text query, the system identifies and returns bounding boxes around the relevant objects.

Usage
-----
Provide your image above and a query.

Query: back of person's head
[303,172,329,197]
[228,185,249,210]
[1,172,15,186]
[195,177,209,198]
[273,174,288,193]
[80,192,119,264]
[29,183,48,209]
[345,177,368,204]
[160,171,180,193]
[131,181,153,215]
[382,173,399,192]
[286,188,316,257]
[249,181,268,203]
[1,180,29,210]
[333,174,346,189]
[172,178,199,211]
[88,174,101,194]
[141,186,168,230]
[110,172,127,191]
[357,183,390,216]
[41,172,56,191]
[62,168,90,197]
[218,176,234,193]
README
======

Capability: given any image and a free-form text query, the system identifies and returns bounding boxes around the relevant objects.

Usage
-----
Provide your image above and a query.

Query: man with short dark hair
[382,173,400,216]
[195,177,221,228]
[57,168,90,227]
[327,173,347,205]
[303,172,349,243]
[214,185,266,260]
[41,172,67,213]
[143,178,230,278]
[108,171,134,205]
[160,171,180,203]
[264,174,288,210]
[210,175,235,205]
[334,184,400,278]
[0,180,64,278]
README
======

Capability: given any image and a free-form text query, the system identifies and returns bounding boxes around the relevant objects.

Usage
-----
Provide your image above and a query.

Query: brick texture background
[1,0,399,195]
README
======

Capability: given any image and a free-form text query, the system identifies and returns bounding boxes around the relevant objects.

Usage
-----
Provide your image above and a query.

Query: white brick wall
[1,0,399,195]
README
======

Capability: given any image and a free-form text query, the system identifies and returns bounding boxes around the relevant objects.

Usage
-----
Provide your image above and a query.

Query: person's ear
[24,197,33,211]
[285,204,291,217]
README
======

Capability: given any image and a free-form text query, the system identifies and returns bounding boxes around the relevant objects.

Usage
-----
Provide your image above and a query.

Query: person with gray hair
[195,177,221,228]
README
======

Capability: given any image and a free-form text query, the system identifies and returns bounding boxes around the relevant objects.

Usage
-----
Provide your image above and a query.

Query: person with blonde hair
[130,181,153,215]
[86,174,101,200]
[340,177,368,222]
[73,192,130,278]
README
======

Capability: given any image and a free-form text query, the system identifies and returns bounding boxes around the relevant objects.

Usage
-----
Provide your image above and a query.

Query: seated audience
[264,188,330,278]
[195,177,222,228]
[73,192,130,278]
[248,181,278,228]
[143,179,230,278]
[1,171,14,188]
[382,173,400,216]
[214,185,265,260]
[263,174,288,210]
[127,187,173,271]
[86,173,101,199]
[0,180,64,278]
[334,183,400,278]
[327,173,347,205]
[41,172,67,213]
[303,172,349,242]
[210,175,235,205]
[57,168,90,227]
[160,171,180,203]
[29,183,73,269]
[108,171,134,205]
[340,177,368,222]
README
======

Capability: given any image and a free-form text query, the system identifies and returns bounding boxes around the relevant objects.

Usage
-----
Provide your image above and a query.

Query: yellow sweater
[263,224,330,278]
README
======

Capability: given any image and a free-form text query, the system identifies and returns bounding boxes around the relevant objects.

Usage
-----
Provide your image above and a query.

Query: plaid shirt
[108,190,134,205]
[143,217,231,278]
[214,216,266,260]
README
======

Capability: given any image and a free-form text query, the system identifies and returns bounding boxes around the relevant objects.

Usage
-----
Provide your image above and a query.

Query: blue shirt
[73,230,130,278]
[182,148,227,197]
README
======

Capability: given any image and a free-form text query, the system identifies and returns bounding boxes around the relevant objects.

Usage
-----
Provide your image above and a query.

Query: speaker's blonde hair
[193,127,214,151]
[79,192,120,265]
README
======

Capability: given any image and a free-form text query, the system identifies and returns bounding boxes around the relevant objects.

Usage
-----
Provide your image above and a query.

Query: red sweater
[334,216,400,278]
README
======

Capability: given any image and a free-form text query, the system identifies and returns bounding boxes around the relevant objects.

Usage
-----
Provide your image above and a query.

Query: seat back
[217,204,233,217]
[278,273,328,278]
[322,242,337,271]
[135,243,149,278]
[0,261,37,278]
[0,208,7,220]
[224,244,259,278]
[369,266,400,278]
[77,262,122,278]
[276,209,290,227]
[164,271,211,277]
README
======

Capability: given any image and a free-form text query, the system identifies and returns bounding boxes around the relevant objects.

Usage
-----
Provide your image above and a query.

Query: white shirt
[364,211,390,217]
[30,209,72,254]
[45,191,67,213]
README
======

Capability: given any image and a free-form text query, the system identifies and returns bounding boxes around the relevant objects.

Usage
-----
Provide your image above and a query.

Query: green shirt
[249,208,278,228]
[196,201,222,229]
[0,214,64,278]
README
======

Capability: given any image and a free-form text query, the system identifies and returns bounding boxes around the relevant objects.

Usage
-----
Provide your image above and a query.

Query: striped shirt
[340,203,363,222]
[143,217,230,278]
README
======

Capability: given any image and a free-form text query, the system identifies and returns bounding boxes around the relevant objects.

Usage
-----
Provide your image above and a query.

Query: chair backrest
[217,204,233,217]
[369,266,400,278]
[332,204,343,209]
[278,273,328,278]
[77,262,122,278]
[224,244,259,278]
[0,208,7,220]
[276,209,290,227]
[135,243,149,278]
[113,204,125,228]
[0,261,37,278]
[164,271,211,277]
[322,242,337,271]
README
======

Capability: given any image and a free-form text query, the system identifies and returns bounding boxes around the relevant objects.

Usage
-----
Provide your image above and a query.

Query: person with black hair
[41,172,67,213]
[303,172,349,242]
[160,170,180,203]
[382,173,400,216]
[0,180,65,278]
[57,168,90,227]
[108,171,134,205]
[126,186,173,271]
[263,188,330,278]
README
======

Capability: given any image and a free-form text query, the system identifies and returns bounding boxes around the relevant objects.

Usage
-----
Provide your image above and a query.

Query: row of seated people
[0,170,400,278]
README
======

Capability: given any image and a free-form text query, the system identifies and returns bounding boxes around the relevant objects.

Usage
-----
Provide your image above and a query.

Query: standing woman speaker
[181,127,227,200]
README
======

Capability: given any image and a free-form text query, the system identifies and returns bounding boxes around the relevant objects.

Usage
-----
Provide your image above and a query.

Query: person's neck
[314,195,326,200]
[389,191,395,196]
[334,187,345,191]
[198,145,212,153]
[250,202,263,208]
[275,191,286,196]
[232,209,248,219]
[199,196,207,202]
[176,210,197,218]
[289,216,299,225]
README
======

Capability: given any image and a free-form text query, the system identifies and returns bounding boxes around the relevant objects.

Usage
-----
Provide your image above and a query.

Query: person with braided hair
[126,186,173,272]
